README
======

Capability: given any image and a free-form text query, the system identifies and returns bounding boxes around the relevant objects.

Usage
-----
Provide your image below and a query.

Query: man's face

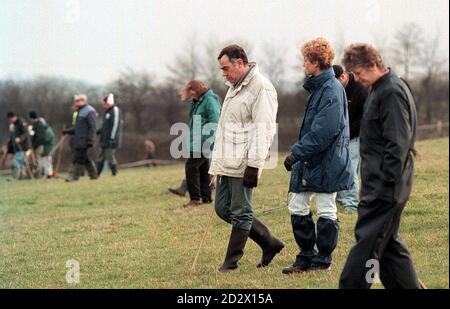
[351,65,379,87]
[219,55,245,85]
[8,116,17,124]
[74,98,86,108]
[303,58,320,76]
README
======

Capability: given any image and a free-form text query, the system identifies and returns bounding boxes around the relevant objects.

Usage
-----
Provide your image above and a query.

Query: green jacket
[42,126,55,157]
[188,89,221,154]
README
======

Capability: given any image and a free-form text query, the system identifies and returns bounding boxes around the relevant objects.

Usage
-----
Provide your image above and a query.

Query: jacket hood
[303,67,335,93]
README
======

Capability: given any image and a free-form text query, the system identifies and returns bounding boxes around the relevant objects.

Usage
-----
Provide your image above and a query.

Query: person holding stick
[6,112,31,180]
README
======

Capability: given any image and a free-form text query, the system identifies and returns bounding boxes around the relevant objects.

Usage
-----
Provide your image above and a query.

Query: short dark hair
[29,111,38,119]
[217,44,248,64]
[332,65,344,79]
[342,43,386,71]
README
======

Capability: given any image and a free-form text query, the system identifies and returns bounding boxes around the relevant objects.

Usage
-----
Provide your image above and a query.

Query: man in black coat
[7,112,30,179]
[96,93,122,177]
[339,43,421,289]
[63,94,98,182]
[333,65,369,212]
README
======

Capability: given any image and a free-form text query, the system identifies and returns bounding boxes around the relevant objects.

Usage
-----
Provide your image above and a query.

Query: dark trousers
[73,147,97,179]
[339,199,421,289]
[185,154,211,202]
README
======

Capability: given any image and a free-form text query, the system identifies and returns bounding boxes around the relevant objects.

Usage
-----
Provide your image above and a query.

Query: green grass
[0,138,448,289]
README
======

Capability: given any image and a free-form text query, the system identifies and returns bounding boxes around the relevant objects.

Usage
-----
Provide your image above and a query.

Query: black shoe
[182,200,203,208]
[249,217,285,268]
[219,226,250,272]
[282,265,308,274]
[111,164,118,176]
[308,262,332,272]
[282,254,313,274]
[202,198,213,204]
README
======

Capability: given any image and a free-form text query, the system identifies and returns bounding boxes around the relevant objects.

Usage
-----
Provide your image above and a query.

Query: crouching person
[283,38,353,274]
[210,45,284,273]
[7,112,30,179]
[96,93,122,177]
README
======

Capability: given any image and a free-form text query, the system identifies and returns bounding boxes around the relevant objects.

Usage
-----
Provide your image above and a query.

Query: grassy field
[0,138,448,289]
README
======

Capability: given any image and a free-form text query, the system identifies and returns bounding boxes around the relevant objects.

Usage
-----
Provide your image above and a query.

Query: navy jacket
[63,104,97,149]
[288,68,354,193]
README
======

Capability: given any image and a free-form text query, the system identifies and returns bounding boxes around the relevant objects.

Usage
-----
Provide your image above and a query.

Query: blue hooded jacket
[288,67,354,193]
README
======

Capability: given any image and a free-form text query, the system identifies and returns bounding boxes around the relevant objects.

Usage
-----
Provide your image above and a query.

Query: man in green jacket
[181,80,221,208]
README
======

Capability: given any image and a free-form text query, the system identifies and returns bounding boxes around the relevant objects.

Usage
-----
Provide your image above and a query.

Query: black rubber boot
[96,161,104,177]
[86,160,98,180]
[282,213,317,274]
[219,226,250,273]
[310,217,339,271]
[110,164,118,176]
[249,217,285,268]
[168,179,188,197]
[66,164,84,182]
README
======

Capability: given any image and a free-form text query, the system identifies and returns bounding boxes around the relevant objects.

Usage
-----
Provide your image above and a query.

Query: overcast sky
[1,0,448,84]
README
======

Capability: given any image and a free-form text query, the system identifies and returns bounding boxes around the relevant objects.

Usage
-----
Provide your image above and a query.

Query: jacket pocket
[221,129,249,170]
[302,163,324,190]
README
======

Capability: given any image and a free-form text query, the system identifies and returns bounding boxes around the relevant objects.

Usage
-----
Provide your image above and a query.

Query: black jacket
[31,119,47,149]
[8,118,30,153]
[63,104,97,149]
[98,105,122,149]
[345,73,368,139]
[360,70,417,205]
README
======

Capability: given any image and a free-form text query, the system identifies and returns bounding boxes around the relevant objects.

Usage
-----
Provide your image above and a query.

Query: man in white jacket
[210,45,284,272]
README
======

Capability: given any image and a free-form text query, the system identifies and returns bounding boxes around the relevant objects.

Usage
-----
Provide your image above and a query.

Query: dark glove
[284,155,295,172]
[87,140,94,148]
[243,166,259,188]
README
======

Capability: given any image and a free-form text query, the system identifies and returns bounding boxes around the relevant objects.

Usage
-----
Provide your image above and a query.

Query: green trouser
[214,175,253,231]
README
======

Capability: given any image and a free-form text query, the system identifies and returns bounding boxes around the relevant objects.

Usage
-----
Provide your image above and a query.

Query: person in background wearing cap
[28,111,47,177]
[333,65,369,213]
[63,94,98,182]
[6,112,30,179]
[96,93,123,177]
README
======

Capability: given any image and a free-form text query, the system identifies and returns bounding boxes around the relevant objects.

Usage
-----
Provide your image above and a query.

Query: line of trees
[1,23,448,167]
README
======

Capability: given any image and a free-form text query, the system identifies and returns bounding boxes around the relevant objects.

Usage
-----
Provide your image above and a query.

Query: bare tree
[259,41,288,88]
[391,23,424,80]
[166,35,203,89]
[417,33,449,123]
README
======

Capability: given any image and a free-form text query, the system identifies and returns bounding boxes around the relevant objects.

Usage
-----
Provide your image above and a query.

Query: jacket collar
[372,68,394,90]
[303,67,335,93]
[225,62,258,92]
[192,89,212,105]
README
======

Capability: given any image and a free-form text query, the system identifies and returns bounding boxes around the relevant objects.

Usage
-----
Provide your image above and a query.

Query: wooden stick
[16,143,34,180]
[189,205,216,276]
[119,159,179,169]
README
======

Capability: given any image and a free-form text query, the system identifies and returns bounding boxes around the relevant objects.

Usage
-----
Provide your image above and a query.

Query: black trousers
[73,147,97,178]
[185,154,211,202]
[339,199,421,289]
